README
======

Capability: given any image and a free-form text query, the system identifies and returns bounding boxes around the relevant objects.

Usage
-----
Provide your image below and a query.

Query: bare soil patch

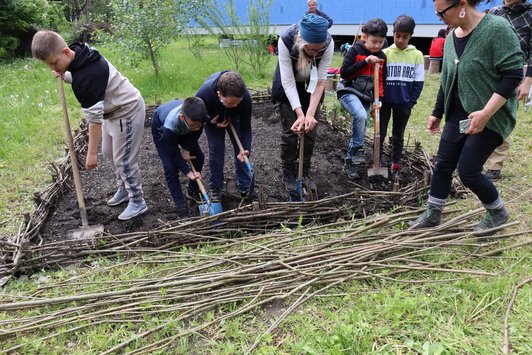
[40,100,426,239]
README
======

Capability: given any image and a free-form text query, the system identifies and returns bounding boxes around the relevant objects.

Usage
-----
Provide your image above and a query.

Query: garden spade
[367,63,388,179]
[58,77,104,239]
[187,161,222,217]
[228,122,255,195]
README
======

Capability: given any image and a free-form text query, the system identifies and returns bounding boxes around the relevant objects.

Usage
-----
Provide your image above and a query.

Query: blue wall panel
[222,0,503,26]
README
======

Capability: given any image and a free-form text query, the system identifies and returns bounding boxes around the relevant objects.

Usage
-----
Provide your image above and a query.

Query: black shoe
[343,159,360,179]
[186,186,202,204]
[474,207,509,236]
[485,169,501,181]
[282,169,297,192]
[211,188,223,202]
[408,205,442,229]
[240,188,258,201]
[177,204,190,218]
[352,149,366,165]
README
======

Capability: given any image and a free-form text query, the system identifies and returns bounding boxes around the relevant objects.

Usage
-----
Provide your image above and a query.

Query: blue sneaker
[107,187,129,206]
[118,199,148,220]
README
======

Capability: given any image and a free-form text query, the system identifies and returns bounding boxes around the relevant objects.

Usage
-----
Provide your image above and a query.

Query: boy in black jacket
[151,97,209,218]
[195,71,254,202]
[336,18,388,179]
[32,30,147,221]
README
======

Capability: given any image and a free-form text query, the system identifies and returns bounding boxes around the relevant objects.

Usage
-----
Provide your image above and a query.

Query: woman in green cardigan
[409,0,523,234]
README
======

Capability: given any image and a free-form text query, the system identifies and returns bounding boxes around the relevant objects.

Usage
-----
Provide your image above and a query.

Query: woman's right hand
[427,115,441,134]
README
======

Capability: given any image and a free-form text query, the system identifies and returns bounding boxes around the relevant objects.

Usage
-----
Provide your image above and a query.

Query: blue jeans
[339,93,370,159]
[204,122,251,191]
[151,113,203,208]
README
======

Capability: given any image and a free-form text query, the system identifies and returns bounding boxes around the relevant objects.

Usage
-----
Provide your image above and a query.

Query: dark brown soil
[40,101,424,239]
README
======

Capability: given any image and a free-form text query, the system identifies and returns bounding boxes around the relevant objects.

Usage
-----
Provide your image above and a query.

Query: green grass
[0,38,531,353]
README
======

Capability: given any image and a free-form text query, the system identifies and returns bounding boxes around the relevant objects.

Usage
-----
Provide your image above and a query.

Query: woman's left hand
[466,110,490,135]
[304,114,318,132]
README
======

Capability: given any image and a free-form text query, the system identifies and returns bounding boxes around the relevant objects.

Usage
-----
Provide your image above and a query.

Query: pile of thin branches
[0,207,529,353]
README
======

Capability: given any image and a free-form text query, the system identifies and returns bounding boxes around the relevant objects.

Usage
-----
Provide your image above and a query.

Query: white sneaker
[107,187,129,206]
[118,199,148,220]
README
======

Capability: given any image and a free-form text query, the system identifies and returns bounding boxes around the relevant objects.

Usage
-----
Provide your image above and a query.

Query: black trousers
[430,111,503,204]
[380,104,411,164]
[279,101,319,173]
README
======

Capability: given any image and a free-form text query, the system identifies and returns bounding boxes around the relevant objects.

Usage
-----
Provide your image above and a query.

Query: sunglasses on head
[435,0,460,19]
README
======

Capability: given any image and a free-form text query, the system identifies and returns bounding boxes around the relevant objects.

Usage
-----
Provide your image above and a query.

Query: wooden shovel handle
[58,77,89,227]
[228,122,250,165]
[188,160,207,196]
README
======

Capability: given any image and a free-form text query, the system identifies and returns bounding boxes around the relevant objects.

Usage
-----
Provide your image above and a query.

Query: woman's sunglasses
[435,0,460,19]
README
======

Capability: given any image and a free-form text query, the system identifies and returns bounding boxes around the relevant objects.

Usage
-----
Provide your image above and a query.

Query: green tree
[197,0,273,77]
[103,0,204,76]
[0,0,48,58]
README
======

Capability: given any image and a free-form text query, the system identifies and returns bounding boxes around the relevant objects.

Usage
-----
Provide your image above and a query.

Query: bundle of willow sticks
[0,207,528,353]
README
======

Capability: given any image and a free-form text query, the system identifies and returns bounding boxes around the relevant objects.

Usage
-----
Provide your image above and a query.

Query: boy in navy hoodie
[195,71,254,202]
[151,97,209,218]
[382,15,424,178]
[336,18,388,179]
[32,30,147,221]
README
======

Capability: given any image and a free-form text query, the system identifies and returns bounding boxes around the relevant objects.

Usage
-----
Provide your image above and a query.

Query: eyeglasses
[435,0,460,19]
[184,117,203,131]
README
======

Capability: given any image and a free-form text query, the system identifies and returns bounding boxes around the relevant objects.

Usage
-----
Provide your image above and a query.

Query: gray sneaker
[118,199,148,220]
[408,205,442,229]
[107,187,129,206]
[474,207,509,235]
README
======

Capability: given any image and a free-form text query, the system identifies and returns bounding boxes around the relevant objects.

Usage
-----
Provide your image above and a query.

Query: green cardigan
[440,14,523,139]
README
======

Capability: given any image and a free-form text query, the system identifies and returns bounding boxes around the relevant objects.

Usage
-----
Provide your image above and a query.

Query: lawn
[0,38,530,353]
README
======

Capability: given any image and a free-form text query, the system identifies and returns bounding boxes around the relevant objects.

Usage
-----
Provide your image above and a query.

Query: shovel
[228,122,255,195]
[187,161,222,217]
[367,63,388,179]
[58,77,104,239]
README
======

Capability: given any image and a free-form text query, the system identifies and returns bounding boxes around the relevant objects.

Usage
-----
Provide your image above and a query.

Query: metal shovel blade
[367,165,388,179]
[67,223,104,240]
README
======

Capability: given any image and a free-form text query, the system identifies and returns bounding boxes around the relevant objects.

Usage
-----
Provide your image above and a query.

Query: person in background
[381,15,425,178]
[484,0,531,181]
[271,13,334,200]
[32,30,148,221]
[151,97,209,218]
[336,18,388,179]
[409,0,523,234]
[195,71,254,203]
[306,0,333,28]
[429,28,448,63]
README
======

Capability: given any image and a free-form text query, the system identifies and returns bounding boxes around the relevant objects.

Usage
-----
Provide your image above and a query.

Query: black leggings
[430,114,503,204]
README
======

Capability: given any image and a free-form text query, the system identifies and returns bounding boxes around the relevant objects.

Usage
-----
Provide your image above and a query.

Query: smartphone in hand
[459,118,472,134]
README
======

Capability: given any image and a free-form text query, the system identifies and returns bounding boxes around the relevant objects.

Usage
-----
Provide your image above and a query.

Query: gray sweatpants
[102,99,145,203]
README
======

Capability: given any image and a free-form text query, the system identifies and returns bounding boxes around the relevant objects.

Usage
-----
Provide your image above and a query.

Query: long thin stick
[503,277,531,354]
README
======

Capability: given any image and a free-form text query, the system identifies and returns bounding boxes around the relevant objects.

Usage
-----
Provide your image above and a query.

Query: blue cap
[299,13,329,44]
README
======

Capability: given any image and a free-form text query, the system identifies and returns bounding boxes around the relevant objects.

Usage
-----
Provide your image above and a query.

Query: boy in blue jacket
[151,97,209,218]
[195,71,254,202]
[382,15,424,178]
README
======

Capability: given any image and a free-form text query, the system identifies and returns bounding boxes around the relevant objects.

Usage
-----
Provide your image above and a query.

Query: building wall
[214,0,503,37]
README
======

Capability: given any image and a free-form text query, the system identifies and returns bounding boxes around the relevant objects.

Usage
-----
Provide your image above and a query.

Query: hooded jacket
[65,43,142,126]
[336,42,387,103]
[383,44,425,108]
[195,71,252,151]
